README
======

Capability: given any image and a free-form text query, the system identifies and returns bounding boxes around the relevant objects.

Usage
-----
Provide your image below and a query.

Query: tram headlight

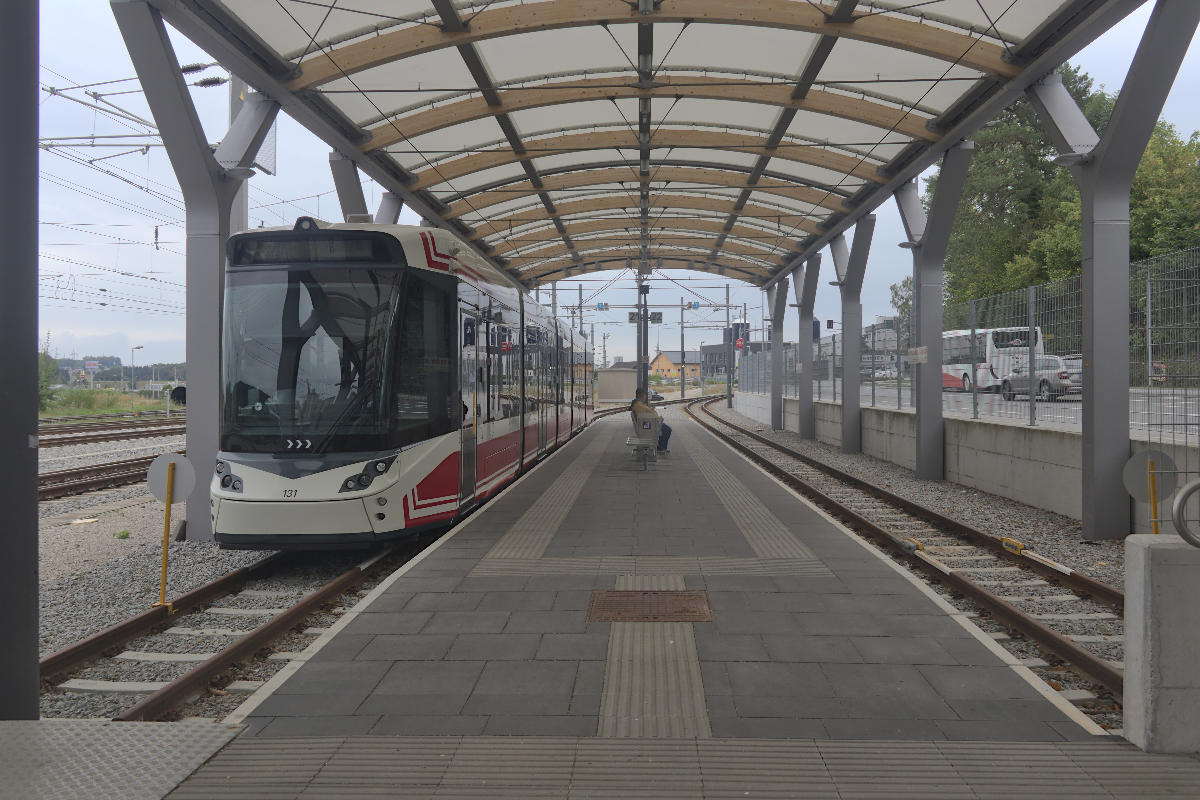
[215,461,226,474]
[221,475,233,488]
[345,478,358,490]
[374,460,389,474]
[358,474,373,487]
[232,479,242,491]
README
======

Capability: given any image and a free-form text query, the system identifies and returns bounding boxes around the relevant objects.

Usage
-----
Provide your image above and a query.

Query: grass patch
[114,530,131,540]
[41,389,181,419]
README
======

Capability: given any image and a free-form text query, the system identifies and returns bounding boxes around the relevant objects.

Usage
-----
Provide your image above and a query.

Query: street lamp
[130,345,143,414]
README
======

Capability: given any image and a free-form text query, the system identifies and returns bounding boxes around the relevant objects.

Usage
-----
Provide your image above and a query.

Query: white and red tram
[210,218,592,549]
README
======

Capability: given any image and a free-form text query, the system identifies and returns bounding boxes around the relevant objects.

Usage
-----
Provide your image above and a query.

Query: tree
[931,62,1200,304]
[38,333,57,411]
[889,275,913,347]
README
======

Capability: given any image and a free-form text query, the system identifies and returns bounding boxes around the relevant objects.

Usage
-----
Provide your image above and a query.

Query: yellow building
[650,350,701,379]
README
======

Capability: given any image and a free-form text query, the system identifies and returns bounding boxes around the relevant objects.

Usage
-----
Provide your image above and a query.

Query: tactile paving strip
[470,555,831,576]
[482,429,614,560]
[678,428,819,560]
[0,719,238,800]
[598,621,711,738]
[587,590,713,622]
[171,736,1200,798]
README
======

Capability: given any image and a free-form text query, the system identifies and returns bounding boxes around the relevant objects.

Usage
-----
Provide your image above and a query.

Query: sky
[36,1,1200,367]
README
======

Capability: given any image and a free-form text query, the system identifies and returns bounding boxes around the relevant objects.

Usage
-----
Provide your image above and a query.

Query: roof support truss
[794,253,822,439]
[430,0,576,274]
[290,0,1018,90]
[363,76,935,152]
[831,214,875,454]
[1026,0,1200,544]
[329,150,372,223]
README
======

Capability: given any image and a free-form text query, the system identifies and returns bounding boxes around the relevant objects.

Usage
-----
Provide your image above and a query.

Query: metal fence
[738,247,1200,535]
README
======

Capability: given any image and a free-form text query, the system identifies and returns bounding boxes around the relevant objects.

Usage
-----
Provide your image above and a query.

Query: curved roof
[161,0,1142,287]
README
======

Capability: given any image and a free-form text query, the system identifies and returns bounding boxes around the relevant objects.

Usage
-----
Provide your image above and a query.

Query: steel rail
[39,417,186,436]
[40,424,187,448]
[696,399,1123,612]
[40,410,178,423]
[38,454,172,500]
[686,398,1124,702]
[39,553,287,679]
[114,547,397,722]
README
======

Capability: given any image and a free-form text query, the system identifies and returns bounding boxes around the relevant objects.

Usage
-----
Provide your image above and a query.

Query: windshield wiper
[312,378,380,453]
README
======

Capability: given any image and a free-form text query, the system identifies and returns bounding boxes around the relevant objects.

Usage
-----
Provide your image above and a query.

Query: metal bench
[625,411,661,470]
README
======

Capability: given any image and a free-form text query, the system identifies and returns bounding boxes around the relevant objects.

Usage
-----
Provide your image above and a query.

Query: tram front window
[221,267,401,453]
[222,262,458,455]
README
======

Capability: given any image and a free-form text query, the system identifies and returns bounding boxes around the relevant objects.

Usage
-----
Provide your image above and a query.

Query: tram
[211,218,591,549]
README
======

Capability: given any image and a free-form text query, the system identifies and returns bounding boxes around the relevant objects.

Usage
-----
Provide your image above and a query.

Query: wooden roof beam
[290,0,1017,90]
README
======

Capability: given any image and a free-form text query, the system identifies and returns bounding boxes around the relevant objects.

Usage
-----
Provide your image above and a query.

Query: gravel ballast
[709,404,1126,588]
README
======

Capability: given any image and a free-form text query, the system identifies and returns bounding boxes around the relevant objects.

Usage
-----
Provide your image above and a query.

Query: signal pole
[680,296,686,400]
[726,284,733,408]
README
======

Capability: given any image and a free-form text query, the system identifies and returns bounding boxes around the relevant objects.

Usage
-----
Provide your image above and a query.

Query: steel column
[113,0,277,542]
[329,151,371,223]
[1027,1,1199,539]
[375,192,403,224]
[768,278,790,430]
[794,255,821,438]
[0,0,38,720]
[831,216,876,453]
[894,143,974,480]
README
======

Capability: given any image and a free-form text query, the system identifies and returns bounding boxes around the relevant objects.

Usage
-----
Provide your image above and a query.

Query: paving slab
[225,411,1103,743]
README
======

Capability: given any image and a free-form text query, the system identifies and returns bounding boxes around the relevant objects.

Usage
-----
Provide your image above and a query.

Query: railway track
[40,545,425,722]
[40,410,178,424]
[39,454,179,500]
[40,416,185,435]
[40,422,186,447]
[685,397,1124,720]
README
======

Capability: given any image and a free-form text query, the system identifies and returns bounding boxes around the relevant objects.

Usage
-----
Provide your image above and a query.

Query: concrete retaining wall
[732,391,1196,533]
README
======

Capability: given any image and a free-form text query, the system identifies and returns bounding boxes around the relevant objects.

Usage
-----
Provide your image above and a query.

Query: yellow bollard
[1148,458,1161,536]
[155,461,176,611]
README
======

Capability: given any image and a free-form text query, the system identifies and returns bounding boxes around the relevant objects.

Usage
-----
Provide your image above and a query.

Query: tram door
[460,309,479,505]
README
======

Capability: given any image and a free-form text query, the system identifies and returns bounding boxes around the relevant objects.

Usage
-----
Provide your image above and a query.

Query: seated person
[630,388,671,453]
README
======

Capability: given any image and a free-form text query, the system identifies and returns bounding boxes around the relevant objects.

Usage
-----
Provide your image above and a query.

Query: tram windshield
[221,266,456,453]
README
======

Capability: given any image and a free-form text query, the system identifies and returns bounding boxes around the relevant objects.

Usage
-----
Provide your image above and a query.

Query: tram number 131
[282,489,299,499]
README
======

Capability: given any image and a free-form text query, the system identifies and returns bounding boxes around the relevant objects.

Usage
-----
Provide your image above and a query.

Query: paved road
[786,381,1200,432]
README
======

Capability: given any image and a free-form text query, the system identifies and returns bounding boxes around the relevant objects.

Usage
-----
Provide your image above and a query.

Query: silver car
[1000,355,1082,401]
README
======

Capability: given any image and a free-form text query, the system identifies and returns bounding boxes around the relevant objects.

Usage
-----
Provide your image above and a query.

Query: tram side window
[392,271,456,445]
[499,326,518,419]
[528,326,542,412]
[485,321,502,422]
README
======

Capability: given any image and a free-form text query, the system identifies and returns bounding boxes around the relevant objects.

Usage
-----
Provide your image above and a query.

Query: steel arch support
[832,215,876,453]
[895,142,974,481]
[795,254,822,439]
[375,192,404,224]
[1029,0,1200,542]
[330,151,372,223]
[112,0,270,542]
[767,278,790,430]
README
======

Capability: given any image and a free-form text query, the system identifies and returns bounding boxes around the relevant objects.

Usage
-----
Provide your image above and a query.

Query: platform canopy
[155,0,1142,287]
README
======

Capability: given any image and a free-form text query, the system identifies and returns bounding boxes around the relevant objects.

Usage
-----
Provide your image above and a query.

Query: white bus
[941,327,1043,391]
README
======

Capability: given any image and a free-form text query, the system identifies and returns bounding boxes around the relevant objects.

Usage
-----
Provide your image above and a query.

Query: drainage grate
[587,590,713,622]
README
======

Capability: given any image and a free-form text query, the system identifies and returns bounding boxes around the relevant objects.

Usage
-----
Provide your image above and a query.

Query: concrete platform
[228,410,1094,742]
[158,409,1200,796]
